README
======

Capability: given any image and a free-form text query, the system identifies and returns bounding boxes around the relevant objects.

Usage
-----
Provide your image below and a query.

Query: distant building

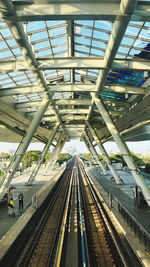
[64,146,76,155]
[9,149,16,155]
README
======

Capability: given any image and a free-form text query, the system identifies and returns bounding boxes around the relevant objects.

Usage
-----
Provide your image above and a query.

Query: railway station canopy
[0,0,150,145]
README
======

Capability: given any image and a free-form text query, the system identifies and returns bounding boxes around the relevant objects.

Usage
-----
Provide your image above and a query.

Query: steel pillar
[93,94,150,206]
[86,121,122,184]
[26,122,60,185]
[84,133,101,167]
[47,136,66,173]
[43,132,62,175]
[83,137,97,166]
[85,131,107,175]
[0,96,50,201]
[51,136,66,168]
[43,133,66,175]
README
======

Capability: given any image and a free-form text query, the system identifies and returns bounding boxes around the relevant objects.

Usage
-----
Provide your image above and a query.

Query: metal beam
[87,0,138,122]
[43,133,66,175]
[4,2,150,22]
[86,121,122,184]
[27,122,60,185]
[0,120,47,144]
[54,99,92,106]
[27,108,89,117]
[0,0,67,137]
[0,84,144,97]
[43,132,62,175]
[53,99,129,107]
[84,131,107,175]
[103,85,145,95]
[1,58,150,72]
[0,96,51,201]
[42,114,119,122]
[15,98,129,109]
[59,109,89,115]
[83,137,98,166]
[42,115,87,121]
[93,94,150,207]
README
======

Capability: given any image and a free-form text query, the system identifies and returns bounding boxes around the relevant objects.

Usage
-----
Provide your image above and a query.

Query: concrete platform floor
[0,167,60,240]
[89,168,150,234]
[88,167,150,267]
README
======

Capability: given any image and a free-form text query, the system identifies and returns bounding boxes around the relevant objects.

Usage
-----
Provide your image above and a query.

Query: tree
[45,152,52,165]
[22,150,41,169]
[0,153,10,160]
[109,151,144,167]
[45,152,52,161]
[57,153,72,165]
[81,153,92,162]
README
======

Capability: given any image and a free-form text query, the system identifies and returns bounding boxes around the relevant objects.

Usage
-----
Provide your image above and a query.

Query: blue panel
[103,42,150,101]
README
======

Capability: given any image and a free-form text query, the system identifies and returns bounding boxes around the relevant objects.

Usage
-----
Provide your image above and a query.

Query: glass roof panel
[95,21,112,31]
[0,2,150,142]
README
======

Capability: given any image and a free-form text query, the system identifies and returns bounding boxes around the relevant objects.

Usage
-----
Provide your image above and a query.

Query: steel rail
[78,158,143,267]
[16,159,73,267]
[54,163,73,267]
[77,161,98,266]
[76,166,87,267]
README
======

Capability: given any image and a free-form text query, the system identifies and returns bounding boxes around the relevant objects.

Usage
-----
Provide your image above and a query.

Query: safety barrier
[115,197,150,254]
[32,165,66,208]
[88,166,150,254]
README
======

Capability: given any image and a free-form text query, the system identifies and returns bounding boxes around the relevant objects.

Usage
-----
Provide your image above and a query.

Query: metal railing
[115,198,150,254]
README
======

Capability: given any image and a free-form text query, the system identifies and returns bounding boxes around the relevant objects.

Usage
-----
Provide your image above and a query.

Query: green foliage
[109,151,145,167]
[81,153,92,162]
[81,153,105,164]
[45,152,52,160]
[45,152,52,165]
[57,153,72,165]
[22,150,41,168]
[0,170,5,177]
[130,151,145,166]
[110,153,125,164]
[0,153,10,160]
[82,151,145,167]
[142,156,150,164]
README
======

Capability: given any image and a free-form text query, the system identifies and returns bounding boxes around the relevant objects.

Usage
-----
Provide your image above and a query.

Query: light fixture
[144,70,149,78]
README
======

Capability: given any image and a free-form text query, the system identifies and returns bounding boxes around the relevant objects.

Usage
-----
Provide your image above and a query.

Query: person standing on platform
[8,197,15,216]
[18,192,24,210]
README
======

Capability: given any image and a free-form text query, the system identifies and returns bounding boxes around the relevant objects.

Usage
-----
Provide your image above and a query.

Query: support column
[86,121,122,184]
[0,96,51,201]
[27,122,60,185]
[85,131,107,175]
[93,94,150,206]
[85,134,100,166]
[43,133,66,175]
[52,136,66,168]
[83,137,97,166]
[43,133,62,175]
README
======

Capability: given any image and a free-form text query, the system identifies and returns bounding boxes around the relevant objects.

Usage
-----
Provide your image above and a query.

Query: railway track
[17,158,74,266]
[78,160,123,266]
[12,156,142,267]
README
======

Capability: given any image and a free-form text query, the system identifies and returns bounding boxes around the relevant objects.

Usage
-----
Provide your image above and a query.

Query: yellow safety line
[0,211,31,250]
[0,234,12,249]
[56,170,73,267]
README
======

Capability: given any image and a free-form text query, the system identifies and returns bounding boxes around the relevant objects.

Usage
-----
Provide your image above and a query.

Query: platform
[0,167,60,240]
[89,168,150,233]
[0,165,150,266]
[88,167,150,266]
